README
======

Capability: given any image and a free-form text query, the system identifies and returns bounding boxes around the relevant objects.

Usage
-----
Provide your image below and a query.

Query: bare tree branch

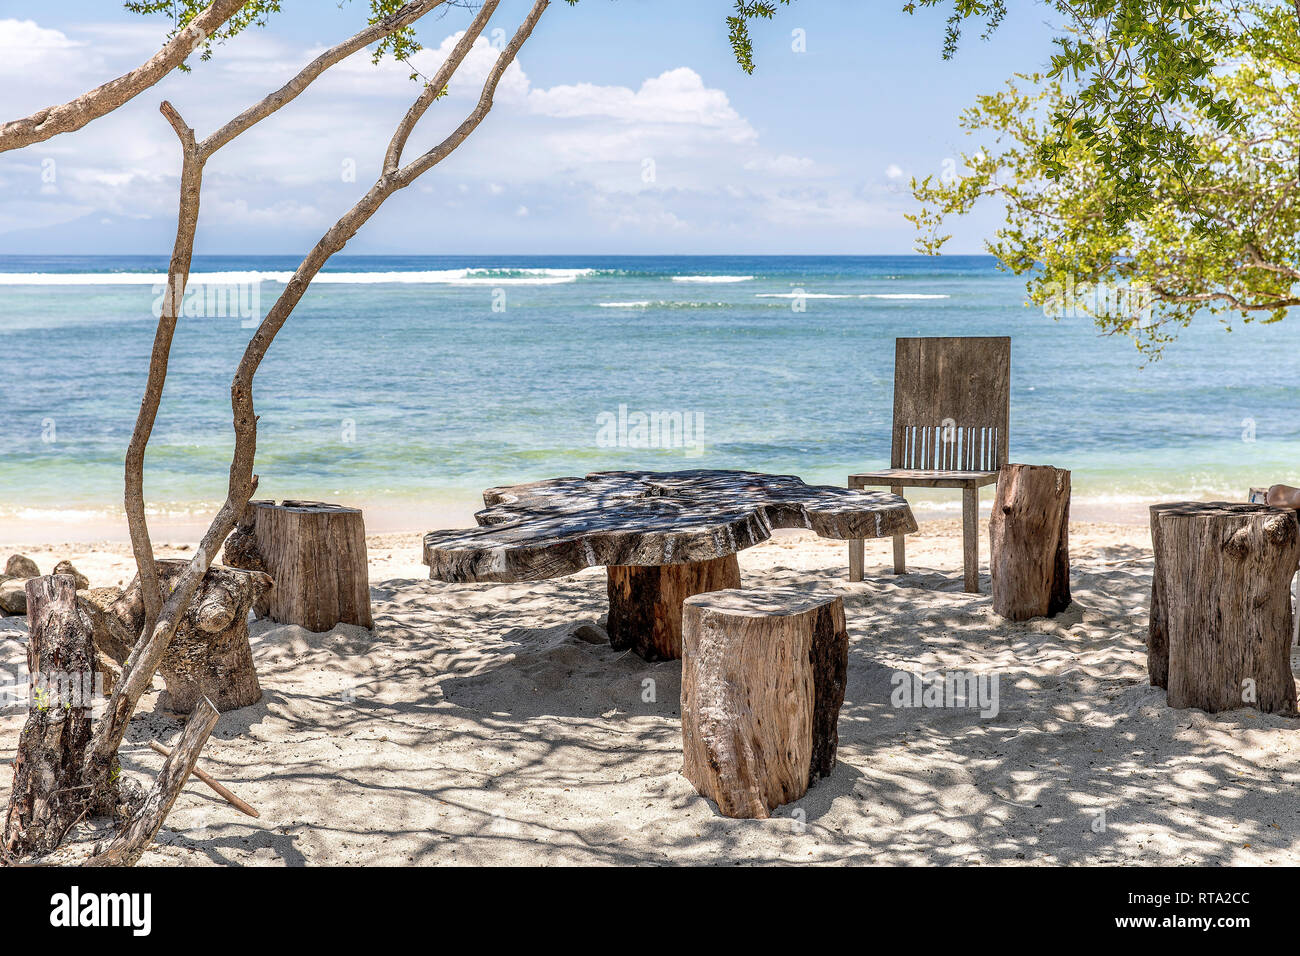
[123,101,204,629]
[383,0,499,173]
[94,0,549,780]
[202,0,450,157]
[122,1,451,632]
[84,698,220,867]
[0,0,251,153]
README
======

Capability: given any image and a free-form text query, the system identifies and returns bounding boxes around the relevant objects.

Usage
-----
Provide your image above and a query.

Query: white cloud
[0,19,83,74]
[744,154,817,177]
[311,31,529,102]
[529,67,753,139]
[0,16,900,251]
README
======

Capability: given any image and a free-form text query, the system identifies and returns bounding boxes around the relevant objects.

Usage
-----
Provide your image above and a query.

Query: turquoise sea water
[0,254,1296,528]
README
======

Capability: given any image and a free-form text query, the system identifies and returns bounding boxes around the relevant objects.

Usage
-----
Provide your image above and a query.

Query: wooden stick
[85,697,221,866]
[149,740,260,818]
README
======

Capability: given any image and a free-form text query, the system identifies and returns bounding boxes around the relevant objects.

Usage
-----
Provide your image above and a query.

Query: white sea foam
[671,275,753,283]
[859,293,950,299]
[597,300,730,309]
[0,267,598,286]
[755,292,854,299]
[754,292,950,300]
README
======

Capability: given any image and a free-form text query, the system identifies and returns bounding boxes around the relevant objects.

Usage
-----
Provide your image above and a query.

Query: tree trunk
[227,500,372,632]
[1156,502,1300,714]
[3,574,100,858]
[680,587,848,819]
[606,555,740,661]
[989,463,1071,620]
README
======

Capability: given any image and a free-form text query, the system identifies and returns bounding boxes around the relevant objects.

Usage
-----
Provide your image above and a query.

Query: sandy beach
[4,516,1297,866]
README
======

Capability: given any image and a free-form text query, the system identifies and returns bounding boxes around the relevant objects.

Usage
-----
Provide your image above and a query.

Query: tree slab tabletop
[423,470,917,584]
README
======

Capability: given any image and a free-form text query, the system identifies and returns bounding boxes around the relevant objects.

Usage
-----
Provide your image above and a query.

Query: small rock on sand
[4,554,38,579]
[572,623,609,645]
[53,560,90,590]
[0,578,27,615]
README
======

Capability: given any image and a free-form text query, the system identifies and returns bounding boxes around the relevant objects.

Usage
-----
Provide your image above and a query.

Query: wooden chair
[848,336,1011,592]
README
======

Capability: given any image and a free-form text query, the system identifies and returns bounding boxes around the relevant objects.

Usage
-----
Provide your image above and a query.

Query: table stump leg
[1157,503,1300,714]
[606,555,741,661]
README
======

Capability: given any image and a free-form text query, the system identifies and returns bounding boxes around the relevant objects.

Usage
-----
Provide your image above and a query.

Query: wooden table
[423,469,916,660]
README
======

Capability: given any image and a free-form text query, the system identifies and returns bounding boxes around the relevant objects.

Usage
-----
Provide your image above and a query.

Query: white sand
[3,519,1299,866]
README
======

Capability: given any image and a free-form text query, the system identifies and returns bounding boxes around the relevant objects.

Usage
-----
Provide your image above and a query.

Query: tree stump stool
[680,587,848,819]
[1146,501,1184,689]
[224,499,372,631]
[98,560,273,714]
[989,463,1071,620]
[1151,502,1300,714]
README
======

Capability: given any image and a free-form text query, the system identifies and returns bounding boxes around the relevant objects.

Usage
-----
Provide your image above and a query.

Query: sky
[0,0,1065,256]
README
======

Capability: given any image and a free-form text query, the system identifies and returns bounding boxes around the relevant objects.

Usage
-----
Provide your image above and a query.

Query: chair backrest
[890,336,1010,472]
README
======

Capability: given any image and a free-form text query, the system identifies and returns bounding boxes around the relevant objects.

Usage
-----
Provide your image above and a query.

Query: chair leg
[847,475,865,582]
[962,485,979,593]
[891,484,906,574]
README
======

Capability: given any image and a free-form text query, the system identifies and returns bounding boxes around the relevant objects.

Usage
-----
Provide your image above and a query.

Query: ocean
[0,253,1295,532]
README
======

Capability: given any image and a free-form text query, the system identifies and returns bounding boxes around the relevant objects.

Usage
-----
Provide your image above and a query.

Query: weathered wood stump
[989,463,1071,620]
[680,587,848,819]
[224,499,372,631]
[1152,502,1300,714]
[1146,501,1184,688]
[607,555,740,661]
[102,560,273,714]
[3,574,100,857]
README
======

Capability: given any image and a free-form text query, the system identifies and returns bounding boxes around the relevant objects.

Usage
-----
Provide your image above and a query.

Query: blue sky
[0,0,1063,255]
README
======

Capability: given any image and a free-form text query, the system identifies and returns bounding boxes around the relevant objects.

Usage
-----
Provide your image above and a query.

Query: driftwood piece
[989,463,1071,620]
[425,469,916,583]
[103,560,272,714]
[1154,502,1300,714]
[2,575,100,858]
[85,697,221,867]
[607,555,741,661]
[680,587,848,819]
[148,740,259,818]
[224,500,372,631]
